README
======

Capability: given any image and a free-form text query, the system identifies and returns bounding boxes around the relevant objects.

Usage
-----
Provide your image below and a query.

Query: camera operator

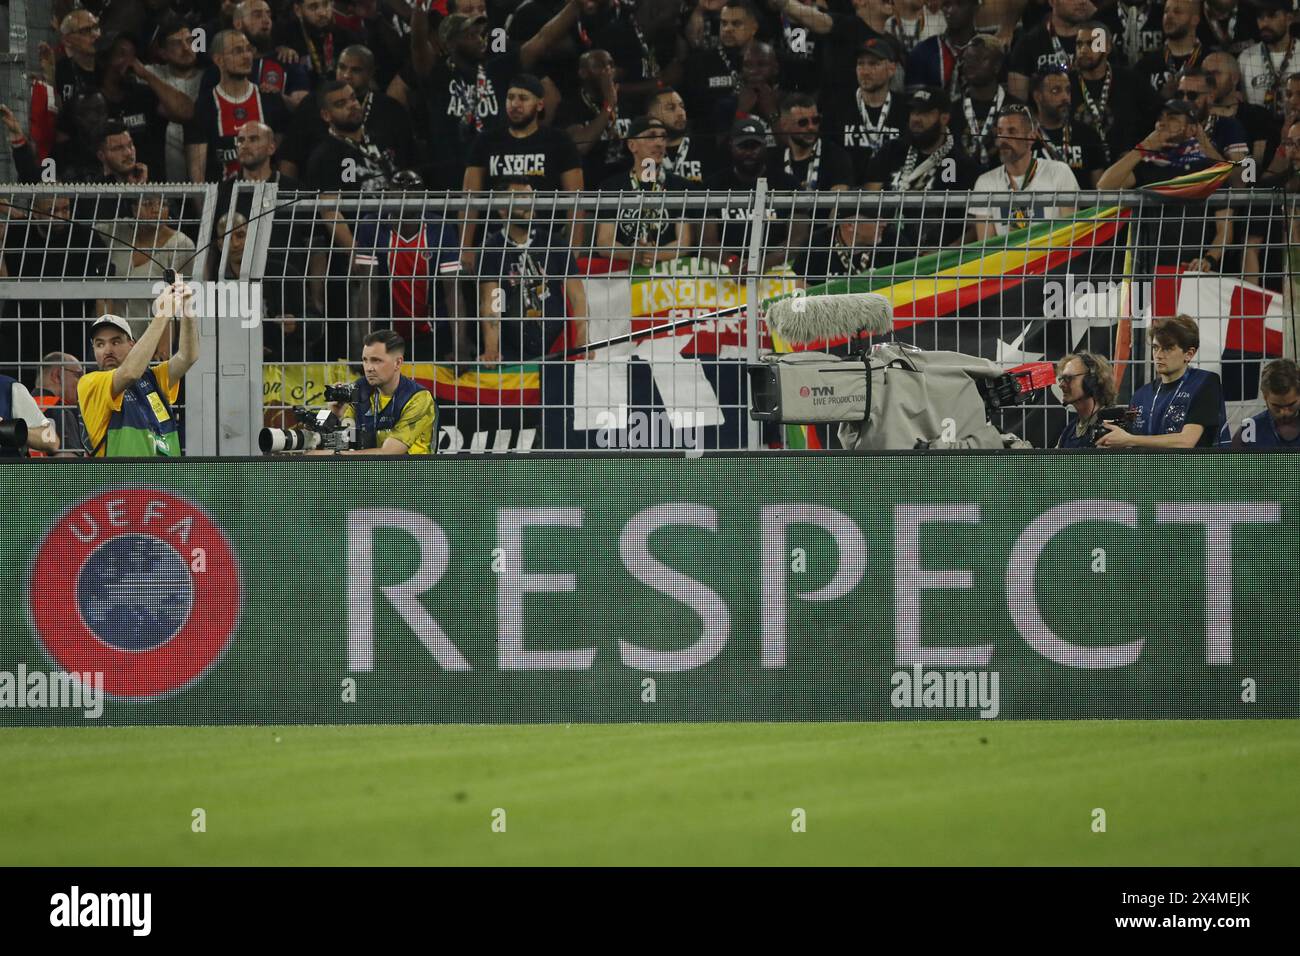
[1053,351,1118,448]
[1096,314,1230,449]
[77,278,199,458]
[308,330,435,455]
[0,374,60,457]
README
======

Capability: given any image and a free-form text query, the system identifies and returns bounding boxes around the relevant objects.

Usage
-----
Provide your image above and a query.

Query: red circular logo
[799,386,811,397]
[30,490,242,699]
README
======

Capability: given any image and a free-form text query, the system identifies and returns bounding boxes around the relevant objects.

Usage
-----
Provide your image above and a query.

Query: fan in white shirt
[1236,0,1296,120]
[970,107,1079,239]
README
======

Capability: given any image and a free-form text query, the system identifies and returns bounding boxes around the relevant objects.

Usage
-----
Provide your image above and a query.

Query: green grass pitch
[2,721,1297,866]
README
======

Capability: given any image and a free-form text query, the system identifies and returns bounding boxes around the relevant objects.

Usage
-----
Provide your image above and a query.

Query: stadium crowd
[2,0,1300,456]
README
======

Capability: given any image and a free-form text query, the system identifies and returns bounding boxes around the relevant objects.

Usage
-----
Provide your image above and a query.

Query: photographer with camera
[0,374,60,457]
[1054,351,1119,448]
[307,330,435,455]
[1096,314,1230,449]
[77,277,199,458]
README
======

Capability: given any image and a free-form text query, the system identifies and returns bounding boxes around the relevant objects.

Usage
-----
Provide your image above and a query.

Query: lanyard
[962,87,1004,167]
[857,89,893,151]
[662,136,690,176]
[1148,376,1187,433]
[1260,39,1295,112]
[1048,21,1071,67]
[1007,157,1039,191]
[784,139,821,191]
[889,13,924,53]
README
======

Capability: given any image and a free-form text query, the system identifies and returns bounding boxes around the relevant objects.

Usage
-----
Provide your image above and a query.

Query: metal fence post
[182,185,222,456]
[745,178,769,450]
[213,182,276,456]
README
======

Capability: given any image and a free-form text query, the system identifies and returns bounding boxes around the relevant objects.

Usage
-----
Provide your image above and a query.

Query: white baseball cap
[89,314,134,340]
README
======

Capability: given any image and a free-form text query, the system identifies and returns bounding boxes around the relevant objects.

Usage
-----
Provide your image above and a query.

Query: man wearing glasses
[970,106,1078,240]
[1097,314,1230,448]
[1233,358,1300,448]
[1053,351,1117,448]
[55,9,102,108]
[771,92,853,192]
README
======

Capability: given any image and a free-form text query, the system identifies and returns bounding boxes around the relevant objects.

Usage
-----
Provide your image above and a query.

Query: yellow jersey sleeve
[77,370,123,457]
[152,361,179,404]
[387,389,436,455]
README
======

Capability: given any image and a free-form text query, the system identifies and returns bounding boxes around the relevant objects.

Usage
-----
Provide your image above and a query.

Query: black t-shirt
[466,124,582,190]
[703,166,801,256]
[1070,64,1161,165]
[1237,101,1282,158]
[1134,46,1203,98]
[477,226,577,360]
[683,46,742,141]
[802,229,899,282]
[1184,375,1225,447]
[1197,10,1258,54]
[1035,121,1107,187]
[595,171,695,248]
[554,93,633,186]
[1113,1,1166,64]
[271,20,362,85]
[777,14,826,93]
[865,138,978,247]
[766,140,855,191]
[661,135,714,185]
[826,90,909,184]
[416,51,524,179]
[102,81,168,182]
[55,59,98,109]
[304,130,405,192]
[1009,23,1076,78]
[281,91,412,176]
[865,137,980,191]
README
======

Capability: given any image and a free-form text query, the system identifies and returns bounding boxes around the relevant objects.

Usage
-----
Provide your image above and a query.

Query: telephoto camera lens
[258,427,321,454]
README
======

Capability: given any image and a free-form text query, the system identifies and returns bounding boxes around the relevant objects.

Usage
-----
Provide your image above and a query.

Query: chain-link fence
[2,182,1297,455]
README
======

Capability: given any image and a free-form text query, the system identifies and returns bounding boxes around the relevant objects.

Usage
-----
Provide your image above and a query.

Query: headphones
[1076,352,1103,400]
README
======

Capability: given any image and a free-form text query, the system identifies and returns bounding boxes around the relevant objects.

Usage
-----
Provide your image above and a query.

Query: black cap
[1252,0,1292,14]
[626,116,667,139]
[1161,98,1198,118]
[730,115,770,145]
[857,36,900,64]
[508,73,545,99]
[908,86,950,113]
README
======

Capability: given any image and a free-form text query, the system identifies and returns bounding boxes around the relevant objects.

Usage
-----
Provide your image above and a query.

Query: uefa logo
[28,490,242,700]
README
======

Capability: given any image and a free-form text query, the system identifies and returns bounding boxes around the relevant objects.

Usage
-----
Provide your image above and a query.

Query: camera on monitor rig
[258,383,374,454]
